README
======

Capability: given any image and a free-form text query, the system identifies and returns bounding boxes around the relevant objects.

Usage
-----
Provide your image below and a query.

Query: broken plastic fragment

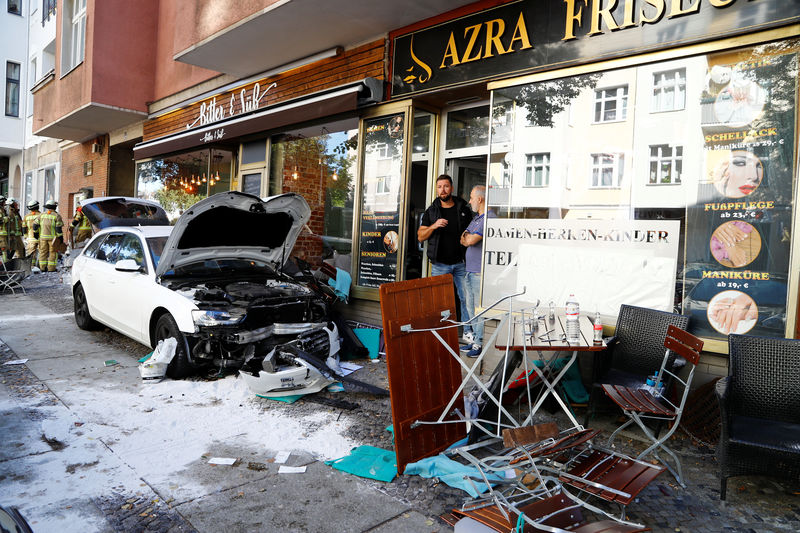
[208,457,237,465]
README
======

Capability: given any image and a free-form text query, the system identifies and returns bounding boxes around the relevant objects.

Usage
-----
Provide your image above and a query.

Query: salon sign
[186,82,277,130]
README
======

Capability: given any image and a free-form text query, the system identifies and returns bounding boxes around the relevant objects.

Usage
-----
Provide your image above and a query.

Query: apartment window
[43,166,56,204]
[42,0,56,23]
[652,69,686,112]
[61,0,86,74]
[649,145,683,184]
[591,153,624,188]
[376,176,391,194]
[594,86,628,123]
[27,57,35,116]
[525,153,550,187]
[8,0,21,14]
[5,62,20,117]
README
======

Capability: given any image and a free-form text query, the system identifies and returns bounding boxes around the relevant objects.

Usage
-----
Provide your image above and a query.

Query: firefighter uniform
[6,199,24,260]
[0,197,8,262]
[36,202,64,272]
[71,208,92,245]
[22,201,41,264]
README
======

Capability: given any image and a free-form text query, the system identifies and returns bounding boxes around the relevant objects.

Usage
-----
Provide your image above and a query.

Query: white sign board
[482,218,681,317]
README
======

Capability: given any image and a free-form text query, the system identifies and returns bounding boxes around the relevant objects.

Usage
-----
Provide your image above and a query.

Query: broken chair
[601,325,704,487]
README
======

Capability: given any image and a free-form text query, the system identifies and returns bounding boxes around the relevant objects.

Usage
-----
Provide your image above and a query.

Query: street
[1,273,799,533]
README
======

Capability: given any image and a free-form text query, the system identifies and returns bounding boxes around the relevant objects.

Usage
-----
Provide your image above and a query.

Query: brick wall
[59,136,110,221]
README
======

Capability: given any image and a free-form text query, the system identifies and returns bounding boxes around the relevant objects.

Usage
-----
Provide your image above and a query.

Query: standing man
[417,174,474,338]
[6,198,25,260]
[70,206,92,246]
[460,185,487,357]
[35,201,64,272]
[0,196,8,262]
[22,200,41,265]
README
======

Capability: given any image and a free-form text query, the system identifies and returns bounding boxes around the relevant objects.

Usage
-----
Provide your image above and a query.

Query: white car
[71,193,343,395]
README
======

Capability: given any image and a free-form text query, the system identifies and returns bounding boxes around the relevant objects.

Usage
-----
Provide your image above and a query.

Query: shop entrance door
[446,155,487,202]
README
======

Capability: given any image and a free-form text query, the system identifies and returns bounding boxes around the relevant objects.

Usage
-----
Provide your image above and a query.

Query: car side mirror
[115,259,143,273]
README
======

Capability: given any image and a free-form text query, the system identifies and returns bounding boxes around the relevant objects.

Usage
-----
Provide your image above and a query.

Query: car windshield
[163,258,277,280]
[146,236,168,268]
[82,198,170,229]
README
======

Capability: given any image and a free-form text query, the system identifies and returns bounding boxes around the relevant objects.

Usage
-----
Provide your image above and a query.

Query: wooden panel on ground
[380,275,466,474]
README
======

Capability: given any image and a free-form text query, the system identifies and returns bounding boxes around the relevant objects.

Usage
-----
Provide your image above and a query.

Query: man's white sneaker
[460,331,475,345]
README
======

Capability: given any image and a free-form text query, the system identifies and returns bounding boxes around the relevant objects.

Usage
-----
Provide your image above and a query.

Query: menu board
[685,50,797,339]
[356,113,405,288]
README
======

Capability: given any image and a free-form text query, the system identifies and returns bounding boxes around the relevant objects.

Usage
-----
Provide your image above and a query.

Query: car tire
[155,313,195,379]
[74,284,100,331]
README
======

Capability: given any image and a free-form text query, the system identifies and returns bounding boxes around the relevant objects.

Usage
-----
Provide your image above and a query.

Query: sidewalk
[2,288,799,532]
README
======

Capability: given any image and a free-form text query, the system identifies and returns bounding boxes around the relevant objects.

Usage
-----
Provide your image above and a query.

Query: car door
[104,233,155,340]
[81,232,125,326]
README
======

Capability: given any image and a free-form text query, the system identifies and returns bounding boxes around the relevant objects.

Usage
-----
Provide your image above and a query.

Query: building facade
[1,0,28,198]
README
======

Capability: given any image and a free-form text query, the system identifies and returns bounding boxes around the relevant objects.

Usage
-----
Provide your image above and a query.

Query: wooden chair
[601,325,703,487]
[585,305,688,427]
[716,334,800,500]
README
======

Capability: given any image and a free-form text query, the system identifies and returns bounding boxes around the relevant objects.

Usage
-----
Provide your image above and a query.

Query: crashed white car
[71,193,346,396]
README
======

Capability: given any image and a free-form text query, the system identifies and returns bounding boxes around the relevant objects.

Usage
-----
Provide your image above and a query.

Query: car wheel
[74,284,100,331]
[155,313,195,379]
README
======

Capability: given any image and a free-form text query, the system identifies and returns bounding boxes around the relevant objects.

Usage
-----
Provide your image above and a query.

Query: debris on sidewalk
[274,451,290,464]
[208,457,237,466]
[325,445,397,483]
[104,360,119,367]
[138,338,176,379]
[3,359,28,365]
[278,465,306,474]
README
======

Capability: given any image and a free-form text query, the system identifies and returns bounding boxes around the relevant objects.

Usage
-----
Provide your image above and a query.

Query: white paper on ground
[3,359,28,365]
[338,362,362,375]
[278,465,306,474]
[208,457,237,465]
[274,450,290,464]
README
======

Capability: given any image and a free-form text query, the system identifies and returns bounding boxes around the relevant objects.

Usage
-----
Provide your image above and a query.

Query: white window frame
[590,153,624,188]
[5,61,20,117]
[593,86,628,123]
[376,175,391,195]
[652,68,686,112]
[648,144,683,185]
[524,153,550,187]
[61,0,86,75]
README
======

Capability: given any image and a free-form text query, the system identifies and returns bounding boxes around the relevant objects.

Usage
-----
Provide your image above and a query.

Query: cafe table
[495,311,606,429]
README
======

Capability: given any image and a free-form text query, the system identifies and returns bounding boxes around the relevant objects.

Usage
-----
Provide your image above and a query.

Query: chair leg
[720,476,727,501]
[606,417,634,447]
[583,386,597,428]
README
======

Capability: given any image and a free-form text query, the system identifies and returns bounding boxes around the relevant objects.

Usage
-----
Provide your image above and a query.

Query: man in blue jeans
[460,185,487,357]
[418,174,474,339]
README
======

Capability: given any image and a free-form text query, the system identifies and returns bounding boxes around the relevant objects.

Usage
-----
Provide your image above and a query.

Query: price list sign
[685,49,797,339]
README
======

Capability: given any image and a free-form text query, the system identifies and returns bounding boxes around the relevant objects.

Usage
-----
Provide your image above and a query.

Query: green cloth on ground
[325,445,397,482]
[256,393,304,403]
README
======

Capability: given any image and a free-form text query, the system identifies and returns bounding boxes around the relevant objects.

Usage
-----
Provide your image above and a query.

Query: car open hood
[79,197,170,229]
[155,191,311,278]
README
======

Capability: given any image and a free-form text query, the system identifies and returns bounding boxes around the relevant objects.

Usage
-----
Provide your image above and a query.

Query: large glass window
[61,0,85,73]
[486,40,798,343]
[5,61,20,117]
[446,105,489,150]
[269,118,359,268]
[135,148,233,220]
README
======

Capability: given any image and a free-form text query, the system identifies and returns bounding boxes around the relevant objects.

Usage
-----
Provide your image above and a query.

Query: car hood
[155,191,310,278]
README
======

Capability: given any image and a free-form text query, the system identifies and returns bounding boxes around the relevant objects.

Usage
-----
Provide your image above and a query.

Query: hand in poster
[708,291,757,335]
[710,221,760,269]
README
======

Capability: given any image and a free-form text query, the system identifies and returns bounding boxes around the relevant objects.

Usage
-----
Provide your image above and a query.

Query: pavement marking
[0,313,73,323]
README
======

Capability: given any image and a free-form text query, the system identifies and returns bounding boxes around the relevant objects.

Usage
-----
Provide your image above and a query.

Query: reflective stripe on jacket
[39,211,64,240]
[23,211,40,239]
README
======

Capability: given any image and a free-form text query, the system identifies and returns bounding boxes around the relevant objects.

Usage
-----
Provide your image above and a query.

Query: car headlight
[192,310,245,326]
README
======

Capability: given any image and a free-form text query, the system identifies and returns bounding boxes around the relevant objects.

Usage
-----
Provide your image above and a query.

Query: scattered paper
[278,465,306,474]
[3,359,28,365]
[104,360,119,367]
[338,362,362,376]
[274,451,290,464]
[208,457,237,465]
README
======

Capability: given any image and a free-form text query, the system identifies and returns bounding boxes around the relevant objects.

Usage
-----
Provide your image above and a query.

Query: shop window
[649,145,683,184]
[7,0,20,14]
[269,118,359,268]
[446,105,489,150]
[5,61,20,117]
[241,173,261,196]
[525,153,550,187]
[241,140,266,165]
[593,86,627,123]
[652,68,686,112]
[61,0,85,74]
[135,148,233,220]
[590,153,624,188]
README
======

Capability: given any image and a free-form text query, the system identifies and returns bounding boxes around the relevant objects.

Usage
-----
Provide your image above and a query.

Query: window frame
[5,61,21,117]
[593,85,628,123]
[590,152,625,188]
[647,144,683,185]
[7,0,21,15]
[524,153,550,187]
[652,68,687,113]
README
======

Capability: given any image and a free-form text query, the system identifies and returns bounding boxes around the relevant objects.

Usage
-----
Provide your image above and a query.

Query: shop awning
[133,79,380,160]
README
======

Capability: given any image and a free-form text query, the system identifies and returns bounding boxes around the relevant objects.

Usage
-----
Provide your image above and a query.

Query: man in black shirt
[418,174,474,341]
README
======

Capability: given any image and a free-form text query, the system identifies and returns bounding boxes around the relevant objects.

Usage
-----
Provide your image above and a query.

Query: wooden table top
[495,313,607,352]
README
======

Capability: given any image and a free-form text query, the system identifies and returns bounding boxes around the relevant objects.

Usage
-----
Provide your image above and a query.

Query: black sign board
[391,0,800,97]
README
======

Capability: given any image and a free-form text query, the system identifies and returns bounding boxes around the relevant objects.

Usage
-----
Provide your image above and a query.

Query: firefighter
[6,198,24,260]
[0,195,8,262]
[22,200,41,265]
[35,201,64,272]
[70,205,92,246]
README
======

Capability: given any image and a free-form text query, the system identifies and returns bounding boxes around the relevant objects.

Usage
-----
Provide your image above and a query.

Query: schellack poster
[685,48,797,339]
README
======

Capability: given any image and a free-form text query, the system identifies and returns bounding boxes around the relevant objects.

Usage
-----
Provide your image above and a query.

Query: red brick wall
[59,136,110,220]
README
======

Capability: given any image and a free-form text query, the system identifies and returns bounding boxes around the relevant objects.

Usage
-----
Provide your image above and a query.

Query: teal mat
[354,328,381,359]
[325,445,397,482]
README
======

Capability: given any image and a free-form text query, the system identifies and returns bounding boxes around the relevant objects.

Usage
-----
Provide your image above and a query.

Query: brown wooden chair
[601,325,703,487]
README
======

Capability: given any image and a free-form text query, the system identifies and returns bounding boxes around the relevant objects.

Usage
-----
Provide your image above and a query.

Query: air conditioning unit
[91,142,101,153]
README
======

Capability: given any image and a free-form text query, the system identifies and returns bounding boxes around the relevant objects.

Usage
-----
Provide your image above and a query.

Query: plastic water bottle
[593,311,603,344]
[565,294,580,342]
